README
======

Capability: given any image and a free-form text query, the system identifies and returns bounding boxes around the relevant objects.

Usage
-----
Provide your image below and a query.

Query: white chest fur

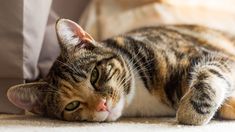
[122,77,176,117]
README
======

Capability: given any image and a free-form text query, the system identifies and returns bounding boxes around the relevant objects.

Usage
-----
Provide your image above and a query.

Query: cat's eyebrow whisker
[111,57,154,98]
[125,55,155,77]
[131,58,155,73]
[41,83,69,95]
[129,61,155,80]
[128,47,145,64]
[55,59,81,76]
[123,51,144,73]
[48,84,58,89]
[126,48,146,69]
[130,66,154,76]
[131,48,152,69]
[41,89,61,95]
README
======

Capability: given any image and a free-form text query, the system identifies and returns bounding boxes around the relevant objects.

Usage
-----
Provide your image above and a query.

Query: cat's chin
[93,111,109,122]
[105,110,122,121]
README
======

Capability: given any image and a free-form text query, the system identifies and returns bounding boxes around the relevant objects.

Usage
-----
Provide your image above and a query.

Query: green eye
[90,67,99,84]
[65,101,80,111]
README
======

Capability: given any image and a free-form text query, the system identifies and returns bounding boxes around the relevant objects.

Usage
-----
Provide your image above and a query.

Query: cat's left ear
[56,18,95,49]
[7,82,49,115]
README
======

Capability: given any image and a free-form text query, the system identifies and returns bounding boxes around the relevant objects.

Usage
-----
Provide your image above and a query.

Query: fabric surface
[80,0,235,40]
[0,114,235,132]
[0,0,24,114]
[0,0,52,114]
[0,0,89,113]
[23,0,52,81]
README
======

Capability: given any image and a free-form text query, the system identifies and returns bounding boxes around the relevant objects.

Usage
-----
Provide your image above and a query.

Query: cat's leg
[217,97,235,119]
[176,56,234,125]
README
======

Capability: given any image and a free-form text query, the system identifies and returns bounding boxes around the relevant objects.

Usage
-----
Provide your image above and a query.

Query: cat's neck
[115,46,175,117]
[122,70,176,117]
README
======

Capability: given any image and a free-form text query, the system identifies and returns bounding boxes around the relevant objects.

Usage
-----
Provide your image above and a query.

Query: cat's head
[7,19,133,121]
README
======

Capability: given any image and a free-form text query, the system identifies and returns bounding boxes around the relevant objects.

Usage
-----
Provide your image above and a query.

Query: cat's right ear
[56,18,95,49]
[7,82,48,115]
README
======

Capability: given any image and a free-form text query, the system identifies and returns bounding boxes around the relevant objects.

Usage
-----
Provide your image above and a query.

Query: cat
[7,19,235,125]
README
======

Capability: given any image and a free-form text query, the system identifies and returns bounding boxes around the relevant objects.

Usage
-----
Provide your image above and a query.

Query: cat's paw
[176,104,211,125]
[176,90,215,125]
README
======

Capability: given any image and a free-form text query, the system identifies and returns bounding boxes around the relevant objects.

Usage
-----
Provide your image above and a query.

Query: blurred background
[0,0,235,114]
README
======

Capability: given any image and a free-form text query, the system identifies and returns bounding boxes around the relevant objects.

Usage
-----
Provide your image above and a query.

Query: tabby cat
[7,19,235,125]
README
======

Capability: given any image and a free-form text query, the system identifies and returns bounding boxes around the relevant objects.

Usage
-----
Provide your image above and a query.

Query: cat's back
[126,25,235,57]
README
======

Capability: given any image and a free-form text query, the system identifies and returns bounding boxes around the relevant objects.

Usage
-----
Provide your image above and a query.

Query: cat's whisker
[55,59,81,75]
[131,58,155,73]
[126,48,146,68]
[126,54,155,74]
[114,57,155,95]
[131,65,155,77]
[41,89,61,95]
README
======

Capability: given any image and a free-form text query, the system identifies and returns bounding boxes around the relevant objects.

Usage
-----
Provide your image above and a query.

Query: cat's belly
[122,77,176,117]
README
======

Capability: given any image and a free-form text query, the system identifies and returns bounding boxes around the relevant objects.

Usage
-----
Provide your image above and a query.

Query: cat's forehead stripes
[59,80,86,101]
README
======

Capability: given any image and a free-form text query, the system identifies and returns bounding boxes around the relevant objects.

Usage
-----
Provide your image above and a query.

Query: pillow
[80,0,235,40]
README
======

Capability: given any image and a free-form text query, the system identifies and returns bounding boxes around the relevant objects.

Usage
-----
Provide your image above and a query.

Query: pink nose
[96,99,108,112]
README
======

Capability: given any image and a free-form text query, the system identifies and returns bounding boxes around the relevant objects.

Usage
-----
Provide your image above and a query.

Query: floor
[0,114,235,132]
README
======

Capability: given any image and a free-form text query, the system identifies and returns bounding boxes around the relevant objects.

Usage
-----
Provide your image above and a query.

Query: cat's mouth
[92,98,122,122]
[105,96,125,121]
[95,100,113,121]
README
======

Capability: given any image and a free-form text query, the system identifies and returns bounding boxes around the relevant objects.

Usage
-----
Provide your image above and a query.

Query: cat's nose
[96,99,108,112]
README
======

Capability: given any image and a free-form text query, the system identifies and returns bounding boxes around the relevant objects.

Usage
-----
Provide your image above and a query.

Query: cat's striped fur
[7,19,235,125]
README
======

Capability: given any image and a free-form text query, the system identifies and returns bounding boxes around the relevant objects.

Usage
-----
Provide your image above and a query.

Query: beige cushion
[80,0,235,40]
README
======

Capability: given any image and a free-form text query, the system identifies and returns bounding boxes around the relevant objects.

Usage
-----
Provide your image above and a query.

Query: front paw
[177,104,210,125]
[176,92,215,125]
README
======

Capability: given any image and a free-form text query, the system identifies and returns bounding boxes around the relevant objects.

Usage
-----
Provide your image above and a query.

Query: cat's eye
[65,101,80,111]
[90,67,99,84]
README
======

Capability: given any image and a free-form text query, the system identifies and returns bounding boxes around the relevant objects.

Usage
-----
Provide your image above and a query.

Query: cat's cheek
[106,95,125,121]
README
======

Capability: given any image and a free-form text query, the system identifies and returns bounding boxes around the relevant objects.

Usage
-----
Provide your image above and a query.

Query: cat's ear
[56,18,94,49]
[7,82,48,115]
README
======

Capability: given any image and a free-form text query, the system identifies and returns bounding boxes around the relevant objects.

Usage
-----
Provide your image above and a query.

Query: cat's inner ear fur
[56,18,94,49]
[7,82,48,115]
